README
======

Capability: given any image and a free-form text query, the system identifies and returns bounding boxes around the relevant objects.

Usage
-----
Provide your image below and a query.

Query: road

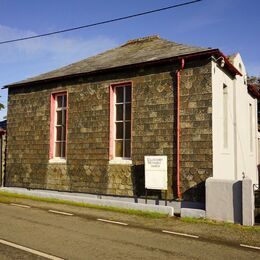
[0,203,259,260]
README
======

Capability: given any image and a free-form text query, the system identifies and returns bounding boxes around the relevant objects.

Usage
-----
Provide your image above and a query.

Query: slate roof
[5,36,216,88]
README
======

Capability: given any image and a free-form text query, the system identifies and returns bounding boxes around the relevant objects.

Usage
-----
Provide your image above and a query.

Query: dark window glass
[63,95,67,107]
[124,140,131,158]
[116,104,123,121]
[56,126,62,141]
[125,87,131,102]
[57,111,62,125]
[116,87,123,103]
[55,142,61,157]
[116,122,123,139]
[115,140,123,157]
[125,122,131,139]
[57,96,63,108]
[61,142,66,157]
[62,126,66,141]
[63,111,66,126]
[125,103,131,120]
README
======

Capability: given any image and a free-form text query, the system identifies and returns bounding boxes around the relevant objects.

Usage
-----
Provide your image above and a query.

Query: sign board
[144,156,167,190]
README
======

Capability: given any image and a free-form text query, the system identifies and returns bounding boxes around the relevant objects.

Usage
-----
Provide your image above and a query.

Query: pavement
[0,187,176,215]
[0,193,260,259]
[0,192,260,247]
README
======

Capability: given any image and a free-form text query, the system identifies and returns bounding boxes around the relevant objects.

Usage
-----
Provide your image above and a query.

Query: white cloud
[0,24,119,120]
[0,24,118,66]
[0,24,36,40]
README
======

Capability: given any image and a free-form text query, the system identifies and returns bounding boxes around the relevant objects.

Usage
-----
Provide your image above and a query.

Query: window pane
[116,87,123,103]
[116,122,123,139]
[124,140,131,158]
[125,122,131,139]
[62,110,67,126]
[55,142,61,157]
[57,96,63,108]
[56,126,62,141]
[115,140,123,157]
[116,104,123,121]
[61,142,66,157]
[125,87,131,102]
[57,111,62,125]
[62,126,66,141]
[112,85,132,159]
[63,95,67,107]
[125,103,131,120]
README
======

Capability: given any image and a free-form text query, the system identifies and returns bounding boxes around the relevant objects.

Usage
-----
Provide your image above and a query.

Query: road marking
[162,230,199,239]
[48,210,74,216]
[0,238,64,260]
[97,218,128,226]
[240,244,260,250]
[10,203,31,208]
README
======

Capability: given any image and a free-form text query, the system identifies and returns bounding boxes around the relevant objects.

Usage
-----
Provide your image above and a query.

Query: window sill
[49,158,66,164]
[109,159,132,165]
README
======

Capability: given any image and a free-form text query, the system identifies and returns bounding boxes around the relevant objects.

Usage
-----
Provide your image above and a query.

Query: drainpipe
[176,58,185,199]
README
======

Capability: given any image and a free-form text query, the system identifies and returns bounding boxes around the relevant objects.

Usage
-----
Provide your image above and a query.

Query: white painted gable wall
[212,54,258,184]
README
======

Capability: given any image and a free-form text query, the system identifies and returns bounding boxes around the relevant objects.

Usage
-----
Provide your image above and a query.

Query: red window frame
[109,82,132,160]
[49,92,68,159]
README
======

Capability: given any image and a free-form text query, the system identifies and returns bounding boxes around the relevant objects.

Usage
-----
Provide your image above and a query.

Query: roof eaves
[217,51,242,76]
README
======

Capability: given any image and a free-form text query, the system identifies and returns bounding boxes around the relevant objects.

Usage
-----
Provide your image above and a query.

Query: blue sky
[0,0,259,120]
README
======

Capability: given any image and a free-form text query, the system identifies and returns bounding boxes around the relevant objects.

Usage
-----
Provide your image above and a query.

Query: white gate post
[242,178,255,226]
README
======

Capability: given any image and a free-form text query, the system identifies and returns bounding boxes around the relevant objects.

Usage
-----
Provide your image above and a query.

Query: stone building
[0,120,7,187]
[3,36,258,203]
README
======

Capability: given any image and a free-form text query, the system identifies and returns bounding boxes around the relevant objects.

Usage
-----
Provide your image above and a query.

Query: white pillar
[242,177,255,226]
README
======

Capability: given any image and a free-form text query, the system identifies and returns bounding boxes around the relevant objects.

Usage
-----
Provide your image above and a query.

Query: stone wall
[6,59,213,201]
[0,133,6,186]
[180,60,213,201]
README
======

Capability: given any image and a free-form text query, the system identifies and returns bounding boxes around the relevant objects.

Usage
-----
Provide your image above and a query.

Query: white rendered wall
[233,54,258,184]
[258,132,260,164]
[212,54,258,184]
[212,61,235,179]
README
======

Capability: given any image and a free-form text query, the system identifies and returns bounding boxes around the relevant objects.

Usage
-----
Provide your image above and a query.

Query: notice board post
[144,156,168,206]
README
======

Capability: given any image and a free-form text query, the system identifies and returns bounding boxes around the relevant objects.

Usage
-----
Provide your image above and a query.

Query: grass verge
[181,217,260,232]
[0,191,167,219]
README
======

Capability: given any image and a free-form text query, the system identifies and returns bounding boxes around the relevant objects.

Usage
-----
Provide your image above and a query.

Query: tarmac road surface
[0,203,259,260]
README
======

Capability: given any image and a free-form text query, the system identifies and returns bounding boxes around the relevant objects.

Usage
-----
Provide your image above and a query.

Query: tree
[0,95,4,110]
[0,96,5,119]
[248,76,260,84]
